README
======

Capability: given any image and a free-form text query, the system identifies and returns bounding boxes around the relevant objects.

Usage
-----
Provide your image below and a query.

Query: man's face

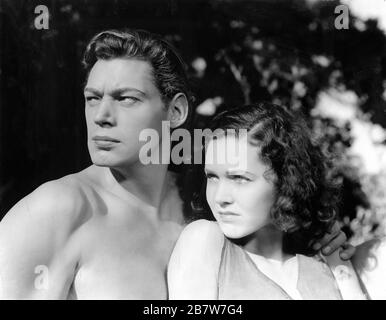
[84,58,169,168]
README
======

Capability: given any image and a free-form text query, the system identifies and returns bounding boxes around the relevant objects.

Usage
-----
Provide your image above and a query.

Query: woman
[168,102,367,300]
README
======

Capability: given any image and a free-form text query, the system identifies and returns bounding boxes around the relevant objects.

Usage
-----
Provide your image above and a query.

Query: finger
[311,221,341,251]
[321,232,347,256]
[339,243,356,261]
[327,220,341,236]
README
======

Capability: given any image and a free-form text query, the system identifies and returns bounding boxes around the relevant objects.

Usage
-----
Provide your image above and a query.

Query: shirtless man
[0,28,353,299]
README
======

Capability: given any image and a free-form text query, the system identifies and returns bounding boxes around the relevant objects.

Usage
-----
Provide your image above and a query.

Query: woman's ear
[167,93,189,129]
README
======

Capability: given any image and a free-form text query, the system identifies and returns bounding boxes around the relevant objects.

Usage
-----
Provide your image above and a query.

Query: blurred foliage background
[1,0,385,244]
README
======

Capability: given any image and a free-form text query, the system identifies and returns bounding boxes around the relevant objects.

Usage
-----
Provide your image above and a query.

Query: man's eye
[85,96,100,104]
[119,96,139,103]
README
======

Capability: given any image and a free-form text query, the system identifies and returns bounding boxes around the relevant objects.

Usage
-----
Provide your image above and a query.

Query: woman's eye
[230,175,251,183]
[206,173,219,181]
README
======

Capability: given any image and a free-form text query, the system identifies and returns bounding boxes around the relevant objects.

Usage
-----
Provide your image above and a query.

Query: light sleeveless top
[246,252,303,300]
[217,237,343,300]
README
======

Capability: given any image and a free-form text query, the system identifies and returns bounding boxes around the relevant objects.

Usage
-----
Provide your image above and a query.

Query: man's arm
[0,180,84,299]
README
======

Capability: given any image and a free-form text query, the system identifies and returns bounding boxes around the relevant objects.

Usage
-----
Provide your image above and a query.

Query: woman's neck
[241,225,294,263]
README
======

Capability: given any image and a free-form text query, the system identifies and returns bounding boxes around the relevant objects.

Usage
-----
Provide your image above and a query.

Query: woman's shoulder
[177,219,225,255]
[183,219,223,236]
[168,219,224,299]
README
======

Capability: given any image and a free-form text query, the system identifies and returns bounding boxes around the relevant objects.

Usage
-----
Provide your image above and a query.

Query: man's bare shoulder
[0,168,101,299]
[0,167,98,237]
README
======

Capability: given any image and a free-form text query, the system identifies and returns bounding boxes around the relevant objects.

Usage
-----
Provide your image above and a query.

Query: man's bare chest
[68,211,182,299]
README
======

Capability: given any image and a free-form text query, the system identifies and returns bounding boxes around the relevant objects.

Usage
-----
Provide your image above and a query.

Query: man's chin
[90,153,120,167]
[92,162,112,167]
[90,153,138,168]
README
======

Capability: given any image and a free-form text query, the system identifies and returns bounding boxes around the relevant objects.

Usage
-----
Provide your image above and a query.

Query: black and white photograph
[0,0,386,304]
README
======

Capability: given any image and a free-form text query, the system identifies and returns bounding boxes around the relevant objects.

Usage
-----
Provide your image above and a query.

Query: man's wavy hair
[189,102,341,255]
[82,28,194,128]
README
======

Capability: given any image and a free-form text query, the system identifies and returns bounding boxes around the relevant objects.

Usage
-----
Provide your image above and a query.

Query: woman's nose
[214,181,233,207]
[94,97,116,127]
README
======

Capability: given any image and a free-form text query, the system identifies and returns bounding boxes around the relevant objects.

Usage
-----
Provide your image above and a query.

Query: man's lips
[92,135,120,149]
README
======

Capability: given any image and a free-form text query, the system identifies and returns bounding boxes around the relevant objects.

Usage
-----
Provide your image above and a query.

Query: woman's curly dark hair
[186,102,341,255]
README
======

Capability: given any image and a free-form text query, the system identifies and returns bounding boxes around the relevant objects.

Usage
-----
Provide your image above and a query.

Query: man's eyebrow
[84,87,102,95]
[111,87,147,96]
[83,87,146,96]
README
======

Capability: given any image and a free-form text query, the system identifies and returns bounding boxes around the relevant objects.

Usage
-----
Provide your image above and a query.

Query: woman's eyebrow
[227,169,256,177]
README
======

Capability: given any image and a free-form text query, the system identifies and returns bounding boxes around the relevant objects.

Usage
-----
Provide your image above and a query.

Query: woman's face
[205,134,276,239]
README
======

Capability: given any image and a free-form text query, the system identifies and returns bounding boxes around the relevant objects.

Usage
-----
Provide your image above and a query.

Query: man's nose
[215,180,233,208]
[94,97,116,127]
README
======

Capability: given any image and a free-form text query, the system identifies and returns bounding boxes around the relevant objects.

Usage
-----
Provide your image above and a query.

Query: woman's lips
[218,211,239,221]
[218,211,239,216]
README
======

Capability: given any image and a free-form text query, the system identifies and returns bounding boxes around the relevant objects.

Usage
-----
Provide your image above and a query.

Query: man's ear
[167,93,189,129]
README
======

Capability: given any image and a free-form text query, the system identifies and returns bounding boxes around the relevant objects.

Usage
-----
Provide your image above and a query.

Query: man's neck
[104,162,170,210]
